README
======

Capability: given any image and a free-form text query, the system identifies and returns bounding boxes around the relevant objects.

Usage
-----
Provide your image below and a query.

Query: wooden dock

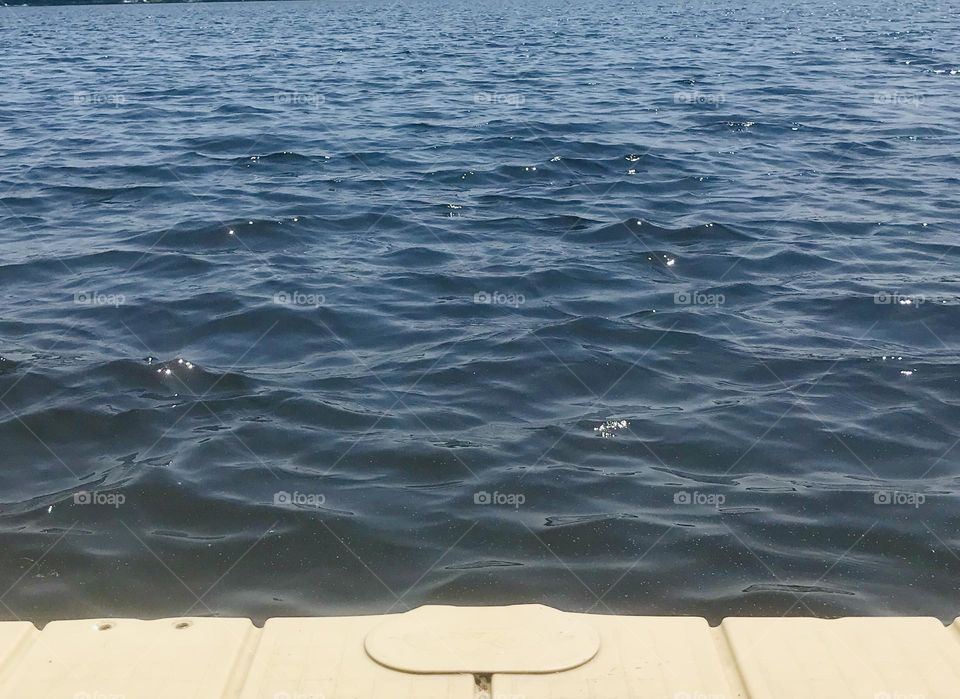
[1,604,958,697]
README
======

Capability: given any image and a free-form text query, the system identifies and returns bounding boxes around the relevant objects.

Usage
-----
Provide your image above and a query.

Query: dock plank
[0,617,255,699]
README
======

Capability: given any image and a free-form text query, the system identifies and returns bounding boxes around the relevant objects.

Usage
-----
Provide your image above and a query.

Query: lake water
[1,0,959,624]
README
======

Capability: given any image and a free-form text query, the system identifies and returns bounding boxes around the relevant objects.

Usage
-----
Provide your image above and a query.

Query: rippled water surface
[2,0,959,624]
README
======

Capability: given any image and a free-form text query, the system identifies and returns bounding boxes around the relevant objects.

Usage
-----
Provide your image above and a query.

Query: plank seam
[712,623,753,699]
[226,624,265,698]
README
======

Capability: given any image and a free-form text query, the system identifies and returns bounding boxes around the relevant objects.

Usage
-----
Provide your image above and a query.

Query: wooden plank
[238,615,475,699]
[0,617,256,699]
[492,615,741,699]
[0,622,37,685]
[723,616,960,699]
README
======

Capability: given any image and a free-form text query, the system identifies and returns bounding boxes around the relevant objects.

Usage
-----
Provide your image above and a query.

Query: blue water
[1,0,959,624]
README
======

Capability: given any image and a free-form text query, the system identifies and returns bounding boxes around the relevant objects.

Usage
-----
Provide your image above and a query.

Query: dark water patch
[743,583,856,596]
[445,560,524,570]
